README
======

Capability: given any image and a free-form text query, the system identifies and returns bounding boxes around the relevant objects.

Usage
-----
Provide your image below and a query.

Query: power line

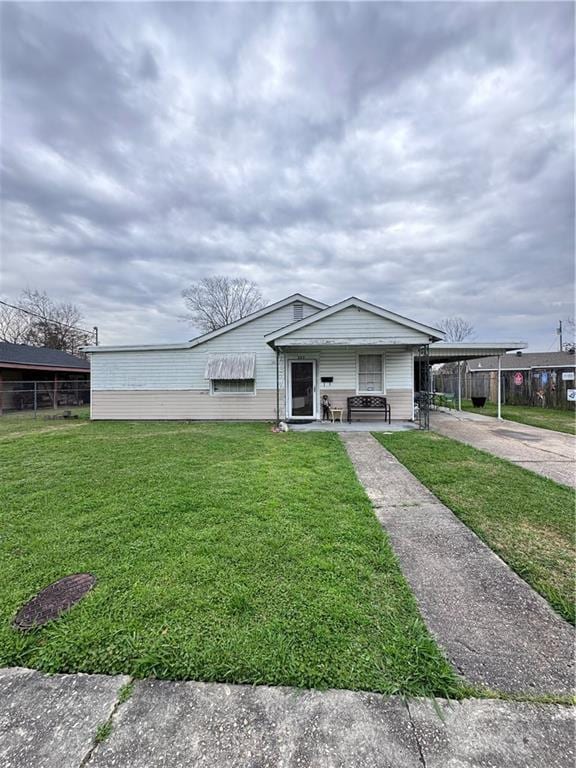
[545,335,558,352]
[0,298,97,340]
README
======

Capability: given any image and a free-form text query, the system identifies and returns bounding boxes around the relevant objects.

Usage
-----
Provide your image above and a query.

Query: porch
[265,299,526,428]
[276,347,417,423]
[289,420,417,432]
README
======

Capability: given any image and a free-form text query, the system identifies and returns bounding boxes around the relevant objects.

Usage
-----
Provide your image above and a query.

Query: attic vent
[293,302,304,321]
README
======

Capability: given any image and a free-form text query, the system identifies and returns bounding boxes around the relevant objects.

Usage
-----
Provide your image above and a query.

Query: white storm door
[288,360,317,419]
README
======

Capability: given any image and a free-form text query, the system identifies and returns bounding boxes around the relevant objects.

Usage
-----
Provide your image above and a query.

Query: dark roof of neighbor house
[469,351,576,372]
[0,342,90,370]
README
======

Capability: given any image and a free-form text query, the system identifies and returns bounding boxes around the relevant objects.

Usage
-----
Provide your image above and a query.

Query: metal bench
[347,395,391,424]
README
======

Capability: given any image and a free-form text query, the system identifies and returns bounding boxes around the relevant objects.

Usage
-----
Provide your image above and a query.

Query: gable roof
[84,293,327,353]
[469,351,576,371]
[0,342,90,370]
[264,296,445,344]
[186,293,327,345]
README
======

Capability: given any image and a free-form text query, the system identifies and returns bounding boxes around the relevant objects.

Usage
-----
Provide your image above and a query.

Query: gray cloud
[1,1,573,348]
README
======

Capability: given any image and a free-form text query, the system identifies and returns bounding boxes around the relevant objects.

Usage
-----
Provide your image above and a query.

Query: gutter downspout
[497,354,503,420]
[276,346,280,426]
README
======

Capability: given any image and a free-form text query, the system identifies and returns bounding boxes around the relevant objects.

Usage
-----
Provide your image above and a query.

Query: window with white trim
[211,379,255,395]
[358,354,383,393]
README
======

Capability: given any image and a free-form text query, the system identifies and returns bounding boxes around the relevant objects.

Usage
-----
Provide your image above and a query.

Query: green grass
[461,400,576,435]
[0,421,461,697]
[94,721,113,744]
[374,431,575,624]
[0,407,90,436]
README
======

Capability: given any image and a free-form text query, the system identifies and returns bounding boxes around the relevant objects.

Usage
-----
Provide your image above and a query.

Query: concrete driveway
[430,410,575,488]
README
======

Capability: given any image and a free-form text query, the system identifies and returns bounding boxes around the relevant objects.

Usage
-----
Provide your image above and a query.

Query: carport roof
[429,342,526,364]
[0,342,90,372]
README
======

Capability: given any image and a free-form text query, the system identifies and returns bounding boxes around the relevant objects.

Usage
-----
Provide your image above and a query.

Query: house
[469,350,576,374]
[0,342,90,413]
[84,294,524,422]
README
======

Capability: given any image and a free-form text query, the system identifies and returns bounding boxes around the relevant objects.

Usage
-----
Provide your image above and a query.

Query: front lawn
[374,431,575,624]
[461,400,575,435]
[0,421,460,697]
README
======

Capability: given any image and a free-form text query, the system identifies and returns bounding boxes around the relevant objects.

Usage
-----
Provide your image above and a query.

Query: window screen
[358,355,383,392]
[211,379,255,394]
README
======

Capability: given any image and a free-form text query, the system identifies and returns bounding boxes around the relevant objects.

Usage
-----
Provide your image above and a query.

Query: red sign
[513,372,524,386]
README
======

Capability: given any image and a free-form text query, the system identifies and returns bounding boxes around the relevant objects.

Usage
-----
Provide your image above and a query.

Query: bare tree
[563,318,575,352]
[436,316,476,342]
[182,276,265,333]
[0,303,29,343]
[0,289,91,355]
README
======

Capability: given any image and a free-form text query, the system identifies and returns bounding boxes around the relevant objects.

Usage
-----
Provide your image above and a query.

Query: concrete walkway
[1,668,574,768]
[430,410,575,488]
[341,432,575,696]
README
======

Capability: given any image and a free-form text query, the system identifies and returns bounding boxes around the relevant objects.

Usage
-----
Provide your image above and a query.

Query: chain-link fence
[0,380,90,417]
[433,368,575,410]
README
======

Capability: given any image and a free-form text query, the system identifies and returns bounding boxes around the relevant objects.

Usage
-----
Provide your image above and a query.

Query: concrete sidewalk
[341,432,575,696]
[1,668,574,768]
[429,410,575,488]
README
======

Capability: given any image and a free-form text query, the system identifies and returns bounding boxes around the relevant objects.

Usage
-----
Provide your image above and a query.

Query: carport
[423,342,526,420]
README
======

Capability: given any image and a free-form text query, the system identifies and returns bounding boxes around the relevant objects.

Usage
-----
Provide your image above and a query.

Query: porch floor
[288,420,418,432]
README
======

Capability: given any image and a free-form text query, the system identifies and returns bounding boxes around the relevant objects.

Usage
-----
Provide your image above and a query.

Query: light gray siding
[286,347,413,390]
[278,307,429,345]
[91,301,319,392]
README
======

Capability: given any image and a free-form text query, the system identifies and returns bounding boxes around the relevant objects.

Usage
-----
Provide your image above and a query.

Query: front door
[288,360,316,419]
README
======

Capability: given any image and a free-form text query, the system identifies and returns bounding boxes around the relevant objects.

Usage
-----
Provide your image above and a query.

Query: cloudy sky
[1,1,574,348]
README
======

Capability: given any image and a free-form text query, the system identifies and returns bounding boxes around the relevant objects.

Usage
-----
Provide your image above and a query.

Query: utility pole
[93,326,99,346]
[557,320,563,351]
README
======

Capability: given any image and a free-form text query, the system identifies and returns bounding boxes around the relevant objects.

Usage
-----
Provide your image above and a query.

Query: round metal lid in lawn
[13,573,96,631]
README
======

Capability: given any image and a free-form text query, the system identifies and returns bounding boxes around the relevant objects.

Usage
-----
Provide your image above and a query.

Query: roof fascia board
[274,337,433,347]
[431,342,527,353]
[83,343,190,353]
[265,297,445,343]
[0,362,90,372]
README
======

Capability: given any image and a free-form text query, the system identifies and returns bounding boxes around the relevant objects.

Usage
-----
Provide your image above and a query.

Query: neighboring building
[468,350,576,408]
[469,350,576,373]
[84,294,524,422]
[0,342,90,413]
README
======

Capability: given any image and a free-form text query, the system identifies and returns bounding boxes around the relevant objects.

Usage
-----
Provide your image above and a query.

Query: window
[358,354,383,393]
[211,379,255,395]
